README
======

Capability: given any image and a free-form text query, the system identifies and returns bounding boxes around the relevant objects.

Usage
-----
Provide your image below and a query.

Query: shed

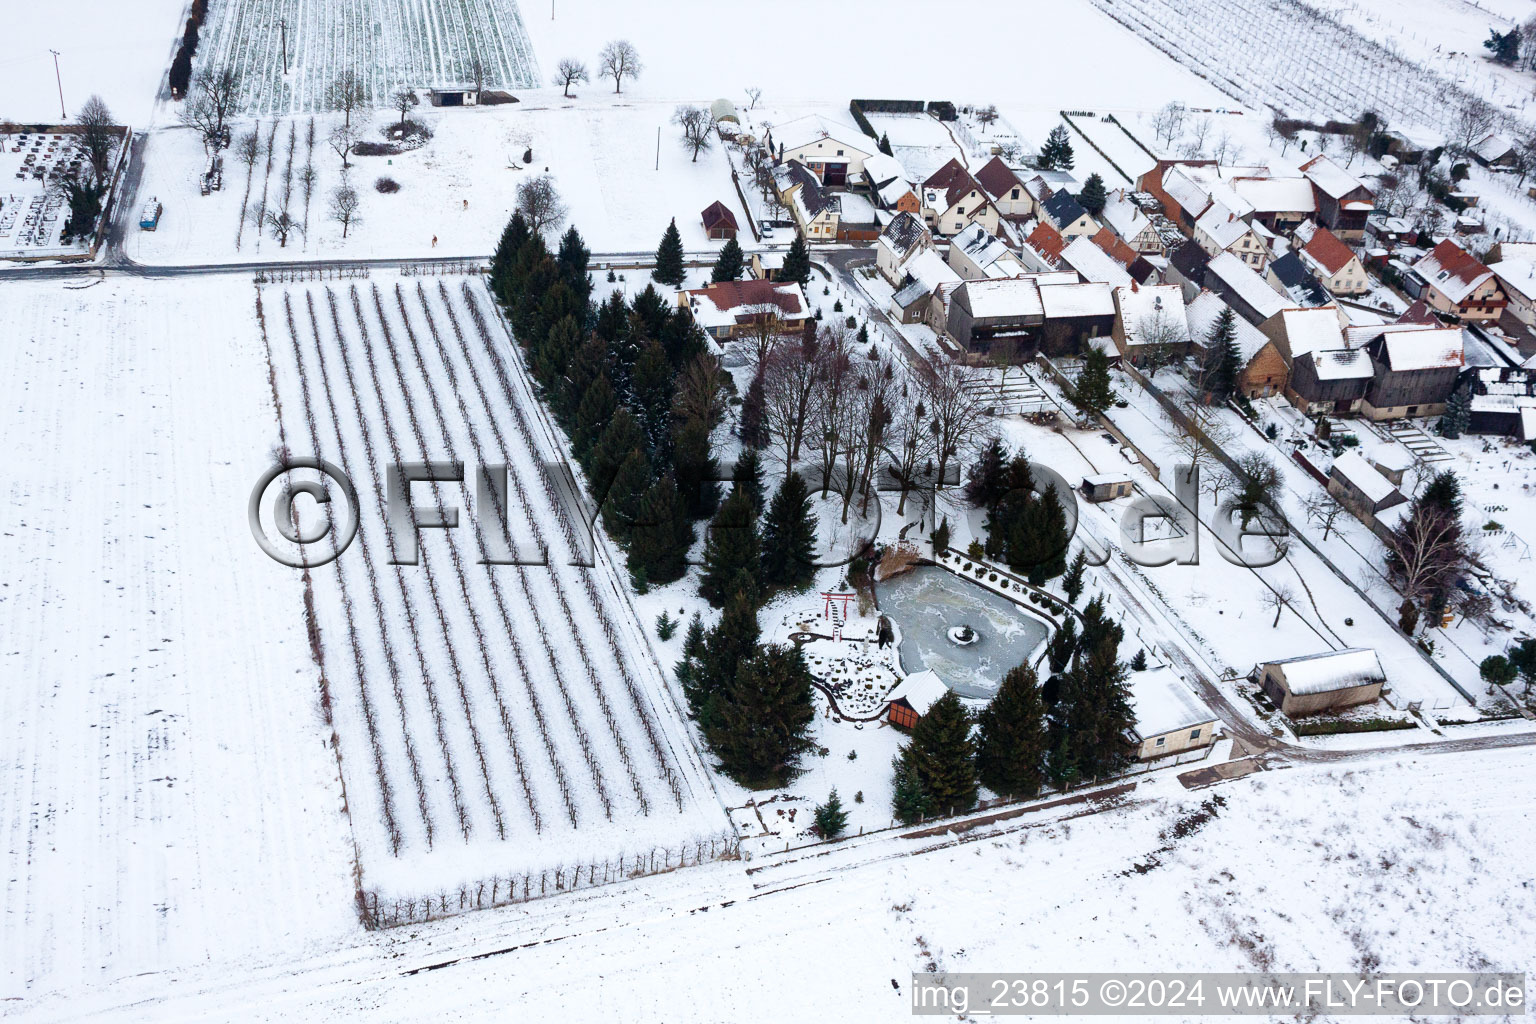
[701,200,739,241]
[885,670,949,729]
[427,87,478,107]
[1081,473,1134,502]
[1259,648,1385,715]
[710,98,740,124]
[1126,667,1218,759]
[1327,450,1406,529]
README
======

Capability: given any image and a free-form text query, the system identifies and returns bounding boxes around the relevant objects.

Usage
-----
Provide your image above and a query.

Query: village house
[1472,132,1518,169]
[1327,451,1408,533]
[1288,346,1374,415]
[1112,283,1189,365]
[1298,154,1375,242]
[1467,367,1536,440]
[1360,324,1465,420]
[1125,667,1218,760]
[1206,251,1287,327]
[1263,304,1347,361]
[750,251,785,281]
[1020,220,1067,271]
[1231,176,1316,233]
[1296,225,1368,297]
[1266,249,1331,307]
[1185,291,1288,398]
[889,249,961,326]
[974,156,1033,219]
[1039,190,1098,244]
[700,200,739,241]
[921,159,1001,237]
[1101,189,1164,254]
[947,222,1027,280]
[765,114,875,187]
[772,160,839,241]
[1060,235,1133,289]
[678,279,812,340]
[1165,240,1212,301]
[1020,168,1080,220]
[1259,648,1386,716]
[1488,257,1536,328]
[1407,240,1505,321]
[862,151,919,212]
[876,211,933,286]
[1194,203,1271,270]
[945,277,1045,353]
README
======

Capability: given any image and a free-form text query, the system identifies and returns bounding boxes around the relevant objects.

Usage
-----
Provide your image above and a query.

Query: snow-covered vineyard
[256,277,728,925]
[198,0,540,115]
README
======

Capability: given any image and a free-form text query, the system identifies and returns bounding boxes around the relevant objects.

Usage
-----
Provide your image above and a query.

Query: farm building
[1467,367,1536,440]
[1081,473,1134,502]
[427,86,478,107]
[1185,291,1288,398]
[700,201,739,240]
[710,98,740,124]
[1258,648,1386,715]
[1298,155,1375,242]
[1326,450,1406,534]
[678,279,811,340]
[1125,668,1218,760]
[766,114,874,187]
[885,670,950,729]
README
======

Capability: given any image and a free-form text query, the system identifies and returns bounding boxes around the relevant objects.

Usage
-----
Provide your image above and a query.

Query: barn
[1126,667,1218,760]
[1259,648,1385,716]
[701,201,739,241]
[885,670,949,729]
[1081,473,1133,503]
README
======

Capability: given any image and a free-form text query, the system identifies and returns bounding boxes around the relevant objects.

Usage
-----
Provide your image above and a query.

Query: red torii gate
[821,589,855,641]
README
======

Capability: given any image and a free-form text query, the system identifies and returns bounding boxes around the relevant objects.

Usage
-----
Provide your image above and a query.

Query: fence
[398,259,484,277]
[254,264,370,283]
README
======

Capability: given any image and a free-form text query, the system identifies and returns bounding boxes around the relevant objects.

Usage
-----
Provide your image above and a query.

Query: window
[1155,737,1166,746]
[1011,187,1020,199]
[957,206,965,215]
[1189,728,1201,740]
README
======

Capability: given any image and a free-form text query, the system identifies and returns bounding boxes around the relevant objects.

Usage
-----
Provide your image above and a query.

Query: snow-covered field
[257,276,728,922]
[197,0,541,115]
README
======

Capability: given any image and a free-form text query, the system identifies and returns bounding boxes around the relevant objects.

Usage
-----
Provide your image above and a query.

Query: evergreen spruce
[780,233,812,286]
[964,437,1011,509]
[631,284,671,340]
[761,470,818,590]
[627,475,694,586]
[686,582,761,728]
[891,754,931,825]
[739,371,771,449]
[1077,594,1125,656]
[601,448,652,543]
[673,414,721,519]
[674,611,707,693]
[555,224,592,304]
[585,406,645,494]
[1077,172,1108,215]
[630,340,677,462]
[1047,634,1133,784]
[879,132,893,156]
[653,219,686,287]
[733,447,767,514]
[572,373,618,461]
[1129,648,1148,672]
[975,663,1048,799]
[533,314,583,389]
[1038,125,1075,171]
[700,487,762,607]
[1439,382,1472,439]
[490,211,531,303]
[813,789,849,839]
[661,305,709,369]
[1046,617,1078,674]
[1071,347,1114,419]
[899,690,978,817]
[1198,306,1241,402]
[705,643,816,787]
[711,238,745,282]
[1063,549,1087,604]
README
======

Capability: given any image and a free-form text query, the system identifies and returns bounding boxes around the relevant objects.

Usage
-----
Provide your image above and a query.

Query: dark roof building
[1042,190,1089,232]
[1270,250,1330,307]
[701,200,739,240]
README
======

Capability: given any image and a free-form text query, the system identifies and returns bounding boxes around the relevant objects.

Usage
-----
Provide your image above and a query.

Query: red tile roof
[1302,226,1357,277]
[924,158,986,211]
[690,278,805,317]
[1025,221,1066,264]
[1395,299,1440,326]
[1091,226,1139,268]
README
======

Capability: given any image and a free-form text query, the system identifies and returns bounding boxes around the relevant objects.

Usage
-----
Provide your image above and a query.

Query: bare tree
[1212,130,1234,165]
[673,353,729,431]
[744,87,762,111]
[597,40,642,94]
[75,95,117,187]
[1131,307,1187,375]
[1166,398,1234,476]
[1189,115,1214,155]
[515,174,567,235]
[1263,584,1295,627]
[1225,450,1282,528]
[884,364,939,516]
[178,66,242,150]
[1273,116,1298,156]
[673,104,714,163]
[810,326,856,496]
[328,121,360,170]
[553,58,588,98]
[1299,491,1346,541]
[741,305,789,368]
[328,182,361,238]
[299,162,318,223]
[849,358,894,519]
[1152,101,1187,147]
[916,356,984,491]
[762,334,823,471]
[976,104,999,134]
[328,70,367,133]
[468,55,487,103]
[391,87,419,130]
[264,207,303,247]
[1450,98,1497,161]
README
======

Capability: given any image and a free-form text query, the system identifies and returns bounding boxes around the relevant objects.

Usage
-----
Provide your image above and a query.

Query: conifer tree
[1078,172,1108,215]
[891,754,931,825]
[653,218,686,286]
[700,487,762,607]
[686,581,761,728]
[490,211,532,303]
[631,340,676,462]
[555,224,592,304]
[1014,485,1069,584]
[1071,347,1114,419]
[813,788,849,839]
[706,643,816,787]
[711,237,745,282]
[674,611,707,693]
[602,448,652,544]
[533,314,583,391]
[976,663,1048,799]
[1439,382,1472,439]
[780,233,812,286]
[739,371,770,449]
[661,305,708,369]
[1046,616,1078,674]
[964,437,1011,510]
[632,284,671,340]
[898,690,978,817]
[572,372,618,461]
[1198,306,1241,403]
[673,414,720,519]
[879,132,893,156]
[1063,549,1087,604]
[585,406,644,493]
[628,474,694,586]
[761,470,818,590]
[1129,648,1148,671]
[1077,594,1125,657]
[733,446,767,514]
[1038,125,1075,171]
[1047,634,1133,784]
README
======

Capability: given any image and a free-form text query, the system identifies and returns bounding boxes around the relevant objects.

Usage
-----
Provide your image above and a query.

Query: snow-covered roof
[1490,259,1536,302]
[1162,165,1213,218]
[862,151,908,188]
[899,249,961,294]
[685,280,811,330]
[1206,251,1286,320]
[952,222,1014,269]
[1413,240,1494,304]
[1379,327,1463,372]
[1329,452,1400,505]
[1040,282,1115,319]
[1231,176,1316,214]
[974,156,1024,201]
[1115,284,1188,344]
[880,211,928,254]
[772,114,873,157]
[1195,203,1255,250]
[1310,348,1374,380]
[1264,647,1385,695]
[1299,154,1370,201]
[839,191,878,226]
[1100,190,1150,243]
[1474,132,1516,163]
[886,669,949,716]
[1302,227,1358,277]
[1083,472,1133,486]
[1127,667,1215,740]
[1281,307,1344,358]
[1185,291,1270,361]
[1060,236,1133,288]
[957,278,1044,319]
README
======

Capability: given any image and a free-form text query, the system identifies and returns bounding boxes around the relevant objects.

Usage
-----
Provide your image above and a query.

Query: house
[1092,227,1141,270]
[1038,281,1117,352]
[1126,667,1218,760]
[679,279,812,340]
[1194,204,1271,270]
[1165,241,1212,302]
[885,670,950,728]
[890,249,961,325]
[773,160,841,241]
[1472,132,1517,168]
[1299,155,1375,241]
[766,114,875,187]
[1489,258,1536,328]
[1287,346,1373,416]
[1327,450,1408,532]
[876,211,932,286]
[1267,250,1331,307]
[974,156,1031,218]
[1060,235,1133,288]
[1361,325,1465,420]
[863,152,919,212]
[1266,305,1344,361]
[1081,472,1134,502]
[1185,291,1288,398]
[1258,649,1386,716]
[1020,169,1080,220]
[1408,240,1505,321]
[922,159,1000,237]
[1101,189,1164,254]
[1467,367,1536,440]
[700,201,739,241]
[1366,212,1417,249]
[1112,283,1188,365]
[1382,129,1440,165]
[1231,176,1316,233]
[947,222,1026,280]
[1206,251,1287,326]
[1299,226,1368,297]
[835,191,881,242]
[750,251,785,281]
[1020,220,1067,271]
[944,278,1045,353]
[1040,189,1097,244]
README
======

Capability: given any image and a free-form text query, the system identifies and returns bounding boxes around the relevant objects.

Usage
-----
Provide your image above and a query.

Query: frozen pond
[877,565,1052,699]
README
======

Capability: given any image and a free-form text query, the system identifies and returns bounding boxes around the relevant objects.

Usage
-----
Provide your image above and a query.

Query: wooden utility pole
[49,50,65,120]
[655,125,660,170]
[280,21,289,74]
